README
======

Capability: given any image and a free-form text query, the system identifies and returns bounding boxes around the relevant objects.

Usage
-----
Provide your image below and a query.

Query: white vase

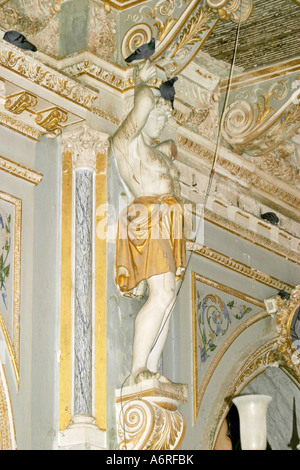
[232,394,272,450]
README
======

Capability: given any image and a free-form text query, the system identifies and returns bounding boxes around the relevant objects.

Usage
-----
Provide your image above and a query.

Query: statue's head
[142,97,172,140]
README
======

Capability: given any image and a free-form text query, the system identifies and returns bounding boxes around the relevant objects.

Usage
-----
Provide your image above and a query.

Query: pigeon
[159,77,178,109]
[125,38,155,63]
[260,212,279,226]
[277,290,290,300]
[3,30,37,52]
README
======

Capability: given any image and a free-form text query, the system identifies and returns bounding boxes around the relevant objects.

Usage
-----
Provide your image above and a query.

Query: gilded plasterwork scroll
[121,0,254,76]
[221,77,300,157]
[276,285,300,381]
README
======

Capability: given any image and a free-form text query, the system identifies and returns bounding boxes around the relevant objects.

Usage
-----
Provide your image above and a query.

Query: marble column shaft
[60,125,109,421]
[74,168,93,416]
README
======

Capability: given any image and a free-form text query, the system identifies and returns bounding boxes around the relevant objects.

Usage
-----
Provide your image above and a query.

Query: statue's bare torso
[112,61,180,201]
[117,134,181,198]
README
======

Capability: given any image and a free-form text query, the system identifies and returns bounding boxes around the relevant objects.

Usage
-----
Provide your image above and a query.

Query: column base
[57,415,106,450]
[115,378,188,450]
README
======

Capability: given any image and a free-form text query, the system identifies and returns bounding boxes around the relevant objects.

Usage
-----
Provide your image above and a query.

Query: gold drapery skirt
[115,195,187,293]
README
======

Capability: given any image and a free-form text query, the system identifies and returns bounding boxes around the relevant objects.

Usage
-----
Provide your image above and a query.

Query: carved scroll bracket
[220,79,300,156]
[116,379,188,450]
[121,0,253,77]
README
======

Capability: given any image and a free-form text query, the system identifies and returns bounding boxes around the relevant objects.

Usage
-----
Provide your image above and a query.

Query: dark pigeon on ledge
[3,30,37,52]
[125,38,155,63]
[277,290,291,300]
[260,212,279,226]
[159,77,178,109]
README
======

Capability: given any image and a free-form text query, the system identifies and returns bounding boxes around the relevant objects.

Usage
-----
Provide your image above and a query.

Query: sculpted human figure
[111,60,188,385]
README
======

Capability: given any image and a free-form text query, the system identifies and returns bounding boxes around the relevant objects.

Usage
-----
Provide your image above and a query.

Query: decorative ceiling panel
[202,0,300,71]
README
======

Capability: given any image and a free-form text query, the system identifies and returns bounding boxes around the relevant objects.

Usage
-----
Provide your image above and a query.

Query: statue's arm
[113,60,157,143]
[155,140,178,161]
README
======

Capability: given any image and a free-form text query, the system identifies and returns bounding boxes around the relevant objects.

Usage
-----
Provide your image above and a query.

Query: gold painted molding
[120,0,253,76]
[219,58,300,94]
[94,148,108,431]
[0,191,21,385]
[58,151,73,430]
[0,155,43,185]
[101,0,148,10]
[188,243,294,293]
[0,361,17,450]
[0,111,42,141]
[194,311,269,425]
[193,271,267,309]
[0,77,85,140]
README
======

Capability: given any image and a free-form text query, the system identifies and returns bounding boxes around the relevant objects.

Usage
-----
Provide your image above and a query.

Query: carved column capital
[60,125,109,171]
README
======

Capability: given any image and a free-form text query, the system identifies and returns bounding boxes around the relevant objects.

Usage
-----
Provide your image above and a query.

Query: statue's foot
[132,368,161,384]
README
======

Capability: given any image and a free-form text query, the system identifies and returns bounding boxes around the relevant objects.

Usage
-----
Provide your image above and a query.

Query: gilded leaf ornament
[146,0,178,41]
[256,81,289,124]
[169,7,216,59]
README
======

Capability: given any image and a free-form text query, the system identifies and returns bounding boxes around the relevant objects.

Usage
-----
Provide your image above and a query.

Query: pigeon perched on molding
[260,212,279,226]
[277,290,290,300]
[159,77,178,109]
[3,30,37,52]
[125,38,155,63]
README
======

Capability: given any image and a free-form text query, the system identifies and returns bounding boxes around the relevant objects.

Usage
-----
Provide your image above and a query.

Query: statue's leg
[146,279,180,374]
[130,272,176,384]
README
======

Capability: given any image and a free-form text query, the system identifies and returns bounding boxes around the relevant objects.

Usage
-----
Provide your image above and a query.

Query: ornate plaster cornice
[0,110,42,140]
[203,206,300,265]
[177,134,300,216]
[0,40,98,110]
